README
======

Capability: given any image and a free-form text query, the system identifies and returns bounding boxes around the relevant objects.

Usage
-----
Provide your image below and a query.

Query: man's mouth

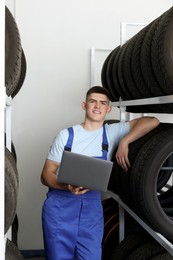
[93,110,101,114]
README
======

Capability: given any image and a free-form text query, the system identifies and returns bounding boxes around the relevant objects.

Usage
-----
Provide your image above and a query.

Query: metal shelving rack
[90,45,173,254]
[90,43,173,256]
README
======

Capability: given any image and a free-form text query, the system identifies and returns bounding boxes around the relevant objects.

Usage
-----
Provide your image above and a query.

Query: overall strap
[102,125,108,160]
[64,127,74,151]
[64,125,108,159]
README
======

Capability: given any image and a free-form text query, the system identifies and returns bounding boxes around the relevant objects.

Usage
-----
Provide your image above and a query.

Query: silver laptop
[58,150,113,192]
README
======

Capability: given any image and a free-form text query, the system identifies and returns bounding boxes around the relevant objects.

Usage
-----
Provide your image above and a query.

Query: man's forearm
[127,116,160,144]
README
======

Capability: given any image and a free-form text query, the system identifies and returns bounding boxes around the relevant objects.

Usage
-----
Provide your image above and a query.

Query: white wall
[5,0,173,250]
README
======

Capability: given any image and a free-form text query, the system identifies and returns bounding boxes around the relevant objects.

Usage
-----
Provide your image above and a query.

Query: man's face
[82,93,111,122]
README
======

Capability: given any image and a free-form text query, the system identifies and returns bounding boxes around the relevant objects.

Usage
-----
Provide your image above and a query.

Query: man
[41,86,160,260]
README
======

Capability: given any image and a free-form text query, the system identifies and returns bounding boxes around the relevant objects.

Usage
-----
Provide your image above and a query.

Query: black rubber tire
[109,123,171,206]
[102,215,119,260]
[157,155,173,192]
[106,47,121,101]
[126,240,165,260]
[5,239,24,260]
[151,6,173,95]
[140,14,166,96]
[118,41,134,100]
[11,48,27,98]
[123,37,142,99]
[102,197,119,222]
[12,214,19,246]
[5,6,22,97]
[5,147,19,234]
[102,198,119,260]
[112,46,127,100]
[131,24,152,98]
[150,252,173,260]
[101,49,117,101]
[131,125,173,242]
[159,186,173,215]
[110,230,153,260]
[159,186,173,204]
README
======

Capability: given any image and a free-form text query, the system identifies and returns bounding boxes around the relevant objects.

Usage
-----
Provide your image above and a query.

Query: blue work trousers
[42,189,104,260]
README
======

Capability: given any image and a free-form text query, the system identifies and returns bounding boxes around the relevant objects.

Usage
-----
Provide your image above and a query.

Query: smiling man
[81,91,112,127]
[40,86,160,260]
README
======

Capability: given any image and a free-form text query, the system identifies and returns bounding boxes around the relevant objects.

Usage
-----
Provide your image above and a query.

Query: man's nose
[95,102,100,108]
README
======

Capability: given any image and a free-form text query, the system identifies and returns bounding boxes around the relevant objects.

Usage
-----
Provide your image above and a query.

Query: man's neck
[81,120,103,131]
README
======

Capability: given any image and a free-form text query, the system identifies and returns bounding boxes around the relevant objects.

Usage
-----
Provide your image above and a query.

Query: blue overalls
[42,126,108,260]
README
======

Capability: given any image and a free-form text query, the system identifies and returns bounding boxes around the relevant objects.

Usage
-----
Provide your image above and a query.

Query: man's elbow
[40,174,47,186]
[152,117,160,128]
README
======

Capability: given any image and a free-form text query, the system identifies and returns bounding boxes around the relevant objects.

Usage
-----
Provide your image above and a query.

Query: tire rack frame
[90,20,173,255]
[107,190,173,256]
[90,46,173,256]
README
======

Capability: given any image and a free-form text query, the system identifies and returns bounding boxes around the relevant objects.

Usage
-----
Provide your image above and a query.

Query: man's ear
[82,101,86,110]
[107,105,112,114]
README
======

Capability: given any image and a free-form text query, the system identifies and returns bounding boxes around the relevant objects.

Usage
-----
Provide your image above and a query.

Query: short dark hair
[86,86,111,101]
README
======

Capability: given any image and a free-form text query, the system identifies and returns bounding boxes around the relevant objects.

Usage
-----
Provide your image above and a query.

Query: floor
[25,258,45,260]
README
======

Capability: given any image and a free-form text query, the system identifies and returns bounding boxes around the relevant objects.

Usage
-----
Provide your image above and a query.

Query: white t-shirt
[47,122,130,162]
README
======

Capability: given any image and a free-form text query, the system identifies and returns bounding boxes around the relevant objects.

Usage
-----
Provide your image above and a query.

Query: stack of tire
[102,197,173,259]
[102,197,119,260]
[102,197,144,260]
[101,6,173,114]
[102,5,173,259]
[5,6,26,99]
[108,123,173,243]
[5,6,26,260]
[110,230,173,260]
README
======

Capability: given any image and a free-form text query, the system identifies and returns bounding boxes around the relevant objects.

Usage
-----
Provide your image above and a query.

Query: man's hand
[67,185,89,195]
[115,116,160,172]
[115,139,130,172]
